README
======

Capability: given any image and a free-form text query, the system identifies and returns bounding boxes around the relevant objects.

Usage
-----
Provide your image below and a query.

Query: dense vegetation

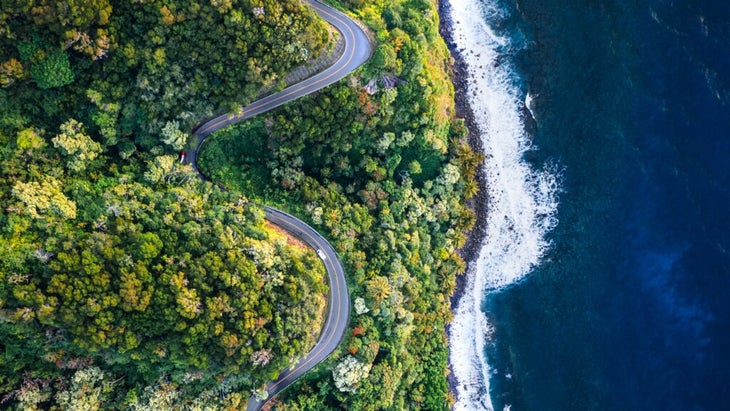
[0,0,330,148]
[0,0,332,409]
[1,0,480,408]
[200,0,481,409]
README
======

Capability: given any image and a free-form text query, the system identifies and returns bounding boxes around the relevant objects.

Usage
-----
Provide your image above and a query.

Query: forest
[200,0,481,409]
[0,0,479,409]
[1,0,331,409]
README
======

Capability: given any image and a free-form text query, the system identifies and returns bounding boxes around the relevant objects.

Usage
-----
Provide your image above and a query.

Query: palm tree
[367,275,392,305]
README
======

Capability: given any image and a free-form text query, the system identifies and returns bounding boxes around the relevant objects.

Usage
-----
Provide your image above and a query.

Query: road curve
[189,0,372,146]
[187,1,371,409]
[246,207,350,411]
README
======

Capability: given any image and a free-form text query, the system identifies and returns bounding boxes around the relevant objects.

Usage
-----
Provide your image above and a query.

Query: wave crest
[446,0,560,409]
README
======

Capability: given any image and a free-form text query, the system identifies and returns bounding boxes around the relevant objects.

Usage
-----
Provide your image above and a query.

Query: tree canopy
[199,0,482,409]
[0,0,332,408]
[0,0,480,409]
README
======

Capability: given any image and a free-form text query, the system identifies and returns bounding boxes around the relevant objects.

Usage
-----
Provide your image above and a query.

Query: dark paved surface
[189,0,372,166]
[186,1,371,409]
[245,207,350,411]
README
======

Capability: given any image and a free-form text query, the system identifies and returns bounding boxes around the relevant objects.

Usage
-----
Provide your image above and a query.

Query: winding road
[189,0,371,141]
[188,1,372,410]
[250,207,350,411]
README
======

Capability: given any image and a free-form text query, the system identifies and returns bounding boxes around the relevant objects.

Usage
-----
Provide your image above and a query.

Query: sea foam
[445,0,559,410]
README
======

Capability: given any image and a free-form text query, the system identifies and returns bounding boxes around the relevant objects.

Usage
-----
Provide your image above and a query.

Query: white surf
[445,0,559,410]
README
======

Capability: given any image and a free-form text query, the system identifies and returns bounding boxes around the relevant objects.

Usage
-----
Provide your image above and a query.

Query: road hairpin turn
[188,2,372,409]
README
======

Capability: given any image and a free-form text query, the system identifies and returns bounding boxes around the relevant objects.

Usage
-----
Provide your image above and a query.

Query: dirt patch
[265,220,309,251]
[308,292,327,346]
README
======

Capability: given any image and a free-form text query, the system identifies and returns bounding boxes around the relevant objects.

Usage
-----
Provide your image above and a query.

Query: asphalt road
[186,1,371,409]
[245,207,350,411]
[189,0,372,156]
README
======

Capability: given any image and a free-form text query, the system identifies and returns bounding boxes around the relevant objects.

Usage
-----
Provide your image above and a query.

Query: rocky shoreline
[438,0,490,405]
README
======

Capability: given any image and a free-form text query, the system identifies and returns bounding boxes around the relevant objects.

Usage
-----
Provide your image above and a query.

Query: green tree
[29,48,75,89]
[372,44,397,70]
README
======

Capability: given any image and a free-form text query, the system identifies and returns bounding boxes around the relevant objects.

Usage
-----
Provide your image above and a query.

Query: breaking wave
[445,0,560,409]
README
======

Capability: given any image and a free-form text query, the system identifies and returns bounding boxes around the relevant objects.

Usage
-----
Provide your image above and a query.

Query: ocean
[445,0,730,410]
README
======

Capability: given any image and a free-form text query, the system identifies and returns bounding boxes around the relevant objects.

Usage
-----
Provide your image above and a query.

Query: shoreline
[437,0,490,404]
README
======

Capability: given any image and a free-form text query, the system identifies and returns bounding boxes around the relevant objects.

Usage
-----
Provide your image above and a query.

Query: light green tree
[144,155,175,183]
[12,176,77,220]
[161,120,187,150]
[9,378,51,411]
[408,160,422,175]
[376,132,396,155]
[55,367,110,411]
[332,355,372,393]
[52,119,102,172]
[367,275,392,305]
[16,128,45,151]
[129,382,180,411]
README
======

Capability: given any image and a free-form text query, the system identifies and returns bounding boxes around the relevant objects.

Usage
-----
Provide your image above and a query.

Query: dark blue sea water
[481,0,730,409]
